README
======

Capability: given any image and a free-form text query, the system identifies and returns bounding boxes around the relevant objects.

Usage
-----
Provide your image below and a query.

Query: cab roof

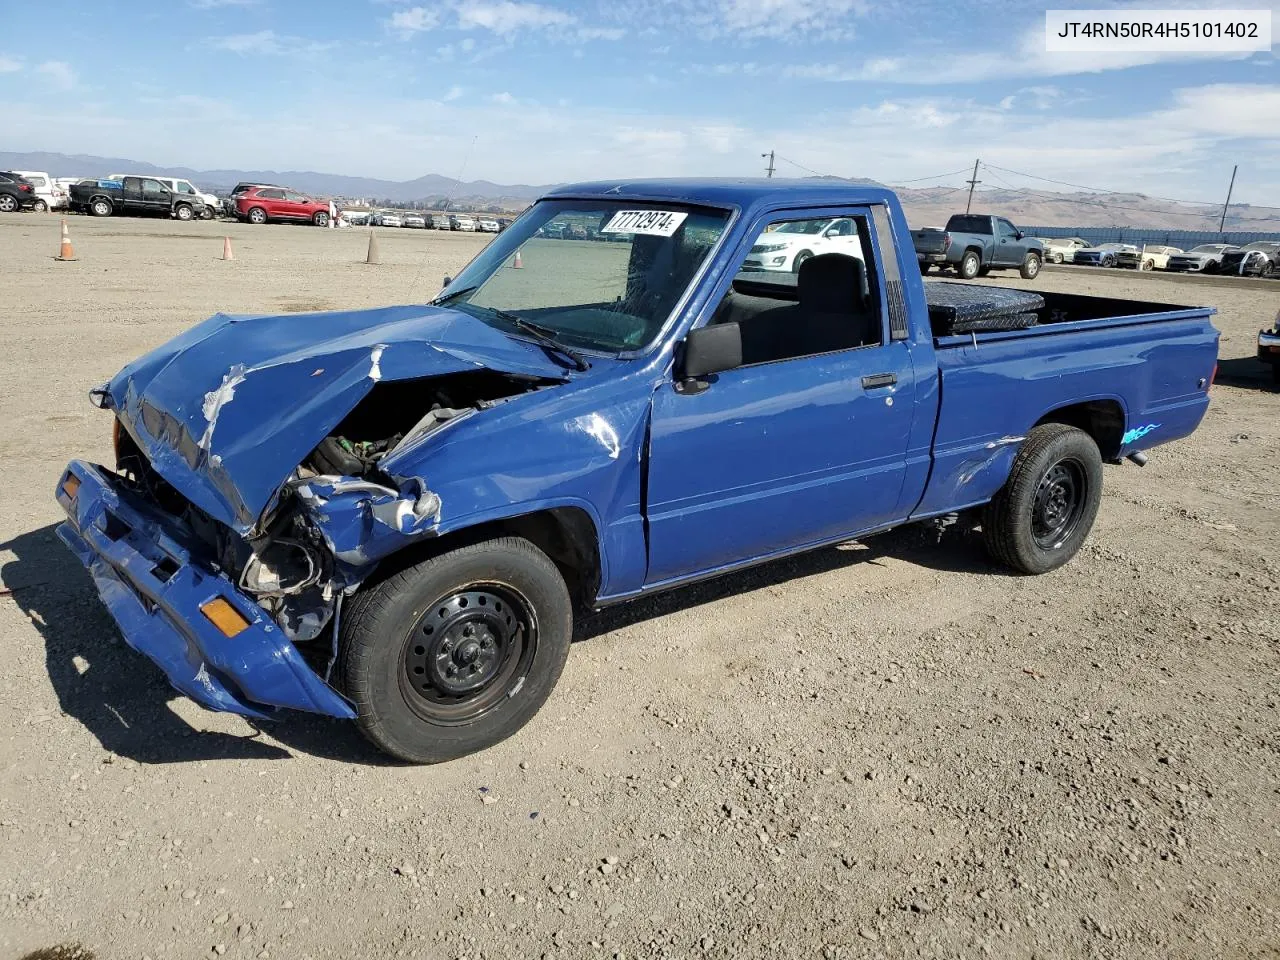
[542,178,899,214]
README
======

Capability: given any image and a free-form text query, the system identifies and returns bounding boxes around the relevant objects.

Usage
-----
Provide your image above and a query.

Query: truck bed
[912,289,1218,517]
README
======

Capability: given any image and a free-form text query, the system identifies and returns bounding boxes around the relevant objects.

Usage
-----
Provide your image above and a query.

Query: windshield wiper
[500,312,590,372]
[430,285,478,306]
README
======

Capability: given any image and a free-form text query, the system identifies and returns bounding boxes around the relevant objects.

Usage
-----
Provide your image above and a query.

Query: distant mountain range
[3,150,1277,230]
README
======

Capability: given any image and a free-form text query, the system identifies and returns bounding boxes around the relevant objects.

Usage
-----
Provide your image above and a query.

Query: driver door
[995,218,1026,265]
[644,207,918,586]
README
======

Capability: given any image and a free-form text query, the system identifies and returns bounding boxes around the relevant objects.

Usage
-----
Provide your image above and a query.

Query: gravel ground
[1,214,1278,960]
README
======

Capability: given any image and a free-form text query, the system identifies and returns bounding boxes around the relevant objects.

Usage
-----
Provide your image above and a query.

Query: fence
[1021,226,1280,249]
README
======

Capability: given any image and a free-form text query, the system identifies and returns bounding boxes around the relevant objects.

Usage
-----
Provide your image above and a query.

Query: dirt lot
[1,214,1278,960]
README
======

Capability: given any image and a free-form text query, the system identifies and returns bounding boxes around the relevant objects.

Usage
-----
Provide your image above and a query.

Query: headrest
[798,254,864,314]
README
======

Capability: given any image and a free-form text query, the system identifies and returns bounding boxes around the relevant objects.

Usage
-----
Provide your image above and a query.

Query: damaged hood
[105,304,571,535]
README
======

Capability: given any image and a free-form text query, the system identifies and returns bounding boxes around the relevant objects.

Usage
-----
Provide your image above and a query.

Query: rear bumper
[916,252,947,263]
[55,460,355,720]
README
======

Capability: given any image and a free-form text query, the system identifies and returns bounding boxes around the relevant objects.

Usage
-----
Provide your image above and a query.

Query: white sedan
[742,217,864,273]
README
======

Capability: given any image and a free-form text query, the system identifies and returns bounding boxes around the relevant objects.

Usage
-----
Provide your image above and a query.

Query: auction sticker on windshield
[601,210,689,237]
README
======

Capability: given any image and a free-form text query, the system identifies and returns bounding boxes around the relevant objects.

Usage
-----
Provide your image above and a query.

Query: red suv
[234,186,332,226]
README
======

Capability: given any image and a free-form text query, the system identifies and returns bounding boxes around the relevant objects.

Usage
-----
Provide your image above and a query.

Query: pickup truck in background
[913,214,1045,280]
[56,179,1218,763]
[110,174,222,220]
[69,176,207,220]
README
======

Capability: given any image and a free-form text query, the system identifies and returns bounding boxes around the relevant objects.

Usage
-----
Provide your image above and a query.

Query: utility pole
[964,158,981,214]
[1218,164,1237,235]
[762,151,776,178]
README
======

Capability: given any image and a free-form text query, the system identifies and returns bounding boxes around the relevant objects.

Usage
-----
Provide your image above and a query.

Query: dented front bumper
[55,460,356,720]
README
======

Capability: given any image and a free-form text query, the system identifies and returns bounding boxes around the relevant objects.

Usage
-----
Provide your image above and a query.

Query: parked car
[1258,306,1280,384]
[1220,241,1280,277]
[1040,237,1089,264]
[478,217,500,233]
[11,170,67,212]
[1072,243,1138,268]
[374,211,402,228]
[110,174,221,220]
[451,214,477,232]
[69,176,207,220]
[403,213,426,229]
[431,214,452,230]
[341,210,371,226]
[740,216,864,273]
[1115,245,1182,271]
[1165,244,1238,274]
[0,171,38,212]
[56,178,1219,763]
[235,187,332,226]
[912,214,1044,279]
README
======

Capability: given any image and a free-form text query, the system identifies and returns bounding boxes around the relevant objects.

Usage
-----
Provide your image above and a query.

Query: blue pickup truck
[56,179,1219,762]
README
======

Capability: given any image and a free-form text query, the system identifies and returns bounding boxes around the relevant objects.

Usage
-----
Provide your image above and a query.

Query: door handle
[861,373,897,389]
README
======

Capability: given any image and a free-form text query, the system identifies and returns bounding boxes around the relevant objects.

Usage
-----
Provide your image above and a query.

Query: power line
[981,161,1222,208]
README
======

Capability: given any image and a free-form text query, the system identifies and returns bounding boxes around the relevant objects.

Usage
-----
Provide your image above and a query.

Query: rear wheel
[983,424,1103,575]
[90,198,112,217]
[0,194,18,213]
[1141,258,1154,271]
[247,206,267,224]
[32,199,48,213]
[1261,262,1275,278]
[339,537,573,763]
[1051,252,1064,264]
[959,250,981,280]
[1020,252,1042,279]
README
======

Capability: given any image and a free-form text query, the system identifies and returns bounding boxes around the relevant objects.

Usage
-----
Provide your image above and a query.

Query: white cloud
[0,55,22,73]
[387,6,440,38]
[454,0,573,34]
[36,61,76,89]
[190,0,260,8]
[715,0,867,38]
[442,85,464,101]
[207,30,334,55]
[489,91,516,104]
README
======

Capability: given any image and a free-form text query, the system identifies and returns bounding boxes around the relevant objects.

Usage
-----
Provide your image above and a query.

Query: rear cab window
[946,215,992,234]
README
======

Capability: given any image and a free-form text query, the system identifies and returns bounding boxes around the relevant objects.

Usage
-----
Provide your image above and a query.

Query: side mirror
[680,323,742,381]
[442,275,453,287]
[1015,230,1025,240]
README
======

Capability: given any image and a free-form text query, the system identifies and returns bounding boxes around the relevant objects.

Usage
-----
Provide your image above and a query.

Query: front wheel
[1020,252,1042,279]
[313,212,330,227]
[174,203,194,221]
[1260,262,1275,278]
[958,250,981,280]
[792,250,813,272]
[1051,252,1064,264]
[982,424,1103,575]
[339,537,573,763]
[1141,259,1154,271]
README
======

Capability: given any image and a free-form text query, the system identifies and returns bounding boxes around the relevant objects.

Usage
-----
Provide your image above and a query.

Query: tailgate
[912,228,947,254]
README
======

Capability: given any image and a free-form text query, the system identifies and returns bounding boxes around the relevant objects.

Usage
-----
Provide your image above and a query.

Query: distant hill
[3,151,1277,230]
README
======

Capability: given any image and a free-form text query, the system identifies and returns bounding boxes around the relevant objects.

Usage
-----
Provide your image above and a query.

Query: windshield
[1188,245,1223,253]
[437,199,731,352]
[1242,242,1277,251]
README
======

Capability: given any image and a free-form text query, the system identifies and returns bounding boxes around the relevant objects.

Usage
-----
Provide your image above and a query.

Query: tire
[174,203,194,221]
[339,536,573,763]
[959,250,981,280]
[792,250,813,272]
[1141,259,1154,271]
[32,199,48,213]
[313,212,330,227]
[1020,252,1042,279]
[1261,263,1275,278]
[247,206,267,224]
[90,198,112,217]
[0,194,17,213]
[1102,255,1115,268]
[1051,252,1064,264]
[201,207,215,220]
[919,263,932,274]
[982,424,1103,575]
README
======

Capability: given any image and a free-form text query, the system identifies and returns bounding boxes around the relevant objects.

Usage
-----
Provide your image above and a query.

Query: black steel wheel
[340,536,573,763]
[400,584,537,725]
[983,423,1103,574]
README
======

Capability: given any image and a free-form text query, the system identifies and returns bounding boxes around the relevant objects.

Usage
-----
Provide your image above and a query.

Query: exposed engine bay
[114,369,552,651]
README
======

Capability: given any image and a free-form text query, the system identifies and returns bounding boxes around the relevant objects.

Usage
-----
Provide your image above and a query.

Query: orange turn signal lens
[200,597,251,638]
[60,474,81,500]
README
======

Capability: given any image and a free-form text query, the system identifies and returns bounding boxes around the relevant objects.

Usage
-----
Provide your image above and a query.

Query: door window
[141,179,167,198]
[712,213,882,365]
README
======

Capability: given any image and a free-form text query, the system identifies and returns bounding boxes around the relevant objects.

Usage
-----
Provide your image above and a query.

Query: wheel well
[373,507,603,610]
[1034,400,1124,460]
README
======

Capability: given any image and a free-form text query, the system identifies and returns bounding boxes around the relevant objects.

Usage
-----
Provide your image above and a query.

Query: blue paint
[57,178,1221,720]
[1121,423,1160,446]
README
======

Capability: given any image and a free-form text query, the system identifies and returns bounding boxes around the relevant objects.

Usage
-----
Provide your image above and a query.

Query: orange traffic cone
[221,236,235,261]
[55,219,77,262]
[513,249,523,269]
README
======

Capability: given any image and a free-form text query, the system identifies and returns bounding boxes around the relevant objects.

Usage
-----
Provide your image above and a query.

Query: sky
[3,0,1279,206]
